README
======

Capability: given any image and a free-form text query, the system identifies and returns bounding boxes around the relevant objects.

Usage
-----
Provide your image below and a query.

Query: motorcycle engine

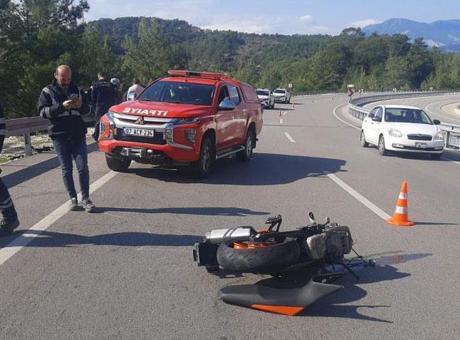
[305,225,353,261]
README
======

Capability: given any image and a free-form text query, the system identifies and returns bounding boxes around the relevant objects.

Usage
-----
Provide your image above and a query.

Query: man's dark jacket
[37,81,89,140]
[91,79,116,119]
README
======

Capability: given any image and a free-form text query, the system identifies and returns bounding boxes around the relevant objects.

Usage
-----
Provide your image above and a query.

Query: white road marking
[284,132,296,143]
[0,171,118,266]
[327,174,391,221]
[332,104,360,130]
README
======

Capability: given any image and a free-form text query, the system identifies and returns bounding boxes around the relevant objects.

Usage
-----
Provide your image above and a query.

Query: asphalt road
[0,93,459,339]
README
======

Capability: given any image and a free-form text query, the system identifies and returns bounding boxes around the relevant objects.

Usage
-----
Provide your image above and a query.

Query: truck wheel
[216,239,300,274]
[191,136,214,178]
[105,154,131,172]
[237,128,255,161]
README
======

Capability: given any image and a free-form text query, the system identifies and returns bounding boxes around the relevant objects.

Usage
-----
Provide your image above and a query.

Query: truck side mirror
[219,98,236,111]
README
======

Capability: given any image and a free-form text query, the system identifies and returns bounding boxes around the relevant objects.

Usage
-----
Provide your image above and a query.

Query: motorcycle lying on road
[193,212,374,315]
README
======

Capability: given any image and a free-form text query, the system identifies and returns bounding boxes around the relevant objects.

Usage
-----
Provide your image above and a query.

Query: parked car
[256,88,275,109]
[98,70,263,177]
[272,88,291,103]
[360,105,444,159]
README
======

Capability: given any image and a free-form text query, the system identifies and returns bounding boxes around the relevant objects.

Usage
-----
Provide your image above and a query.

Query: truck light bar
[167,70,228,80]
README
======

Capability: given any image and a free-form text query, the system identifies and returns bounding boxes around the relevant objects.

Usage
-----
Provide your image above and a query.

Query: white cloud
[86,1,331,35]
[86,0,213,22]
[299,15,314,24]
[350,19,382,28]
[202,15,329,35]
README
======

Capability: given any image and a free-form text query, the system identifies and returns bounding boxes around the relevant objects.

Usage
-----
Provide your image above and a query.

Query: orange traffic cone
[387,180,415,227]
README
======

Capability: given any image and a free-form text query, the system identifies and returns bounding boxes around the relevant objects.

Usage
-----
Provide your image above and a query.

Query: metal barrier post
[23,132,33,156]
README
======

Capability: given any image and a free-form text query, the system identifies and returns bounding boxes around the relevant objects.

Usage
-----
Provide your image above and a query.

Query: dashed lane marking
[0,171,118,266]
[284,132,296,143]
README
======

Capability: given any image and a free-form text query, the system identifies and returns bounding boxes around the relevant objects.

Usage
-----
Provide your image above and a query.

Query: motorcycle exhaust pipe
[204,227,256,244]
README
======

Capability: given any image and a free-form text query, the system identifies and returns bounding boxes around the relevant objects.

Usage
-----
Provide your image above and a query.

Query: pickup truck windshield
[273,90,286,94]
[139,81,215,105]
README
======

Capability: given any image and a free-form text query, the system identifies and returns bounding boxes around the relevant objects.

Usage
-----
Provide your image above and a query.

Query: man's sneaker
[69,197,81,211]
[81,199,96,213]
[0,217,19,236]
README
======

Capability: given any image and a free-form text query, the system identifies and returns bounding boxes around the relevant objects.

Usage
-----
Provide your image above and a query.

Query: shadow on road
[305,253,432,322]
[241,252,430,322]
[7,230,201,248]
[2,142,98,189]
[96,206,269,216]
[129,153,346,185]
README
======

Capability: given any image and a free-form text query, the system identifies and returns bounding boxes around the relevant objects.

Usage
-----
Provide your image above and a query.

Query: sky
[86,0,460,35]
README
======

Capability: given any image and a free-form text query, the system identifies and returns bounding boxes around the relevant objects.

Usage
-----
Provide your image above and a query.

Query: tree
[122,19,175,84]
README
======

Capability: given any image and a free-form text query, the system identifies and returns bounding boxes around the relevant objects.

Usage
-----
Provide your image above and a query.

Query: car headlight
[388,128,403,138]
[434,131,444,141]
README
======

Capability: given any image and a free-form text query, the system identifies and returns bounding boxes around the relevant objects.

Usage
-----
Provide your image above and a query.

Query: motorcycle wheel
[216,238,300,274]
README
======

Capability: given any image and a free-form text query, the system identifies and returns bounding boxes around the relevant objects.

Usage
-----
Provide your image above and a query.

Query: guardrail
[348,92,460,149]
[4,115,95,156]
[5,116,49,156]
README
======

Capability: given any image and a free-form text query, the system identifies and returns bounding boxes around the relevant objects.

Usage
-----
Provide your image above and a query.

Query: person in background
[126,78,144,100]
[0,98,20,235]
[110,78,123,104]
[91,72,116,141]
[38,65,95,213]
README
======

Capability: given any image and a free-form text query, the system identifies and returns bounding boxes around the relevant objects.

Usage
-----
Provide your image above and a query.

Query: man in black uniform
[38,65,95,212]
[0,98,20,235]
[91,72,116,141]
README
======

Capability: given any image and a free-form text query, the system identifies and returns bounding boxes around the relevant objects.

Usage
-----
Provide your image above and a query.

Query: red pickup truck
[98,70,263,177]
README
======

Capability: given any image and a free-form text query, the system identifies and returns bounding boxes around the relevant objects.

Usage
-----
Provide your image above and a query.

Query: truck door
[227,84,246,143]
[215,85,235,149]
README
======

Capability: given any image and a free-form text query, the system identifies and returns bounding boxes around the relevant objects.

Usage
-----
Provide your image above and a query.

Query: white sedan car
[360,105,445,159]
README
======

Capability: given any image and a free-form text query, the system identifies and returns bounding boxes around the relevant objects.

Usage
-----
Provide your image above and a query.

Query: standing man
[38,65,95,212]
[91,72,116,141]
[0,98,19,235]
[126,79,144,100]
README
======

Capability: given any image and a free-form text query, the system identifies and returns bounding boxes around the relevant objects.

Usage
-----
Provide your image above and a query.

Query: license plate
[123,127,155,137]
[415,142,427,149]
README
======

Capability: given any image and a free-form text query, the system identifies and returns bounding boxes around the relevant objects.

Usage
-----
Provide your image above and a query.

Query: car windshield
[257,90,270,96]
[273,90,285,94]
[384,108,433,125]
[139,81,215,105]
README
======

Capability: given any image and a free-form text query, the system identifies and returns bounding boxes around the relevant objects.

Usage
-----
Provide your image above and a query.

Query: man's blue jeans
[52,137,90,200]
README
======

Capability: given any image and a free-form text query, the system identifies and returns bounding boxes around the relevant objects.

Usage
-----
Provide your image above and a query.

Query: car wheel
[191,135,214,178]
[105,154,131,172]
[430,153,442,160]
[216,238,301,274]
[360,130,369,147]
[378,135,387,156]
[237,128,255,161]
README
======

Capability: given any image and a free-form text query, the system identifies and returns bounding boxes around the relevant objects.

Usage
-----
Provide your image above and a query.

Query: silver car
[272,88,291,104]
[256,88,275,109]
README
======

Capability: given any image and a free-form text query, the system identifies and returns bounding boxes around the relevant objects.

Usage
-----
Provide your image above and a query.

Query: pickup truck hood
[110,100,213,118]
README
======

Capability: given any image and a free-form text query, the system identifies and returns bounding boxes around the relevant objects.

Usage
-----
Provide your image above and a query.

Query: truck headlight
[388,128,403,138]
[99,112,116,139]
[165,117,200,145]
[434,131,444,141]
